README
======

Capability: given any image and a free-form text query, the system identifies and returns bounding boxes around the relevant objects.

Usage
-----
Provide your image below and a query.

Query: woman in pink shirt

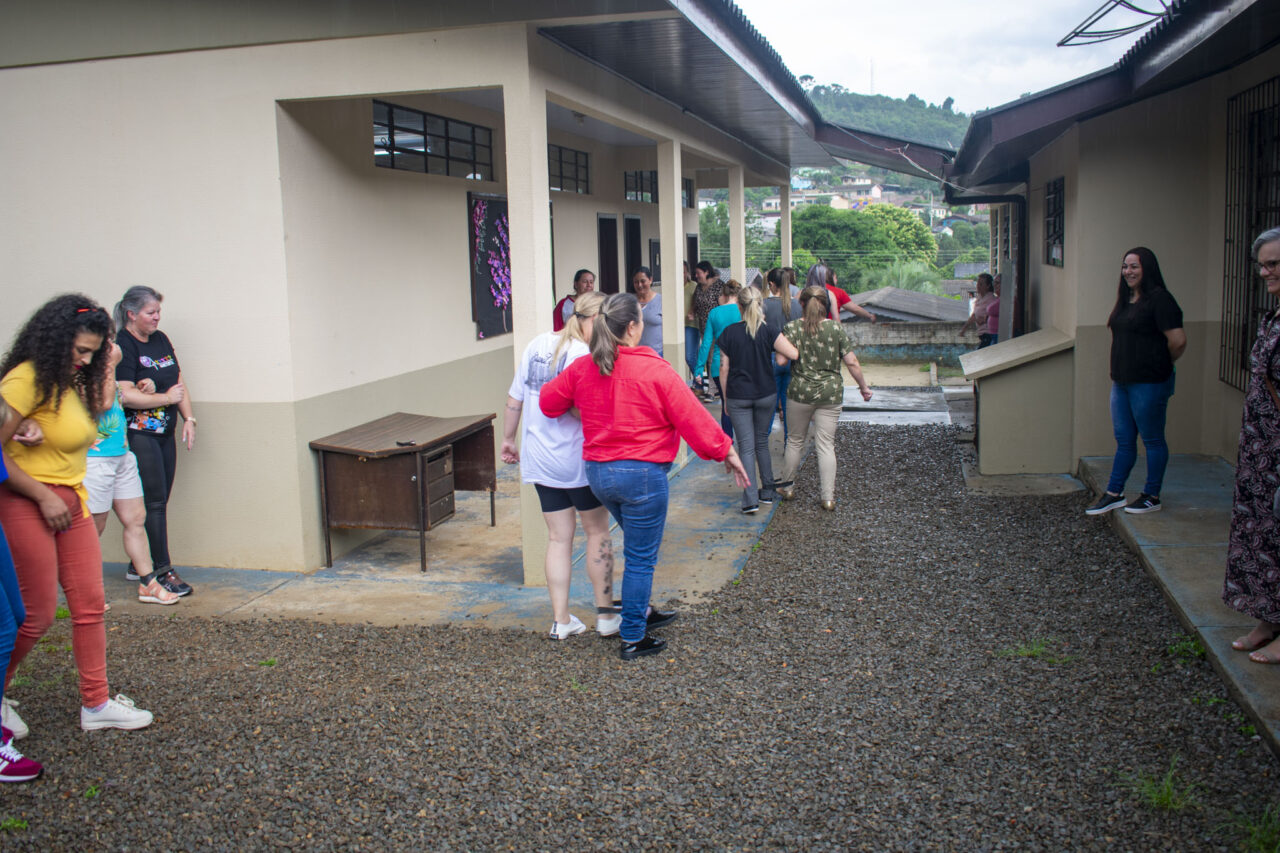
[541,294,749,660]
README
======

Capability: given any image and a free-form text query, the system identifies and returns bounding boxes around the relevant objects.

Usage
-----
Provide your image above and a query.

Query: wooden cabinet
[309,413,496,571]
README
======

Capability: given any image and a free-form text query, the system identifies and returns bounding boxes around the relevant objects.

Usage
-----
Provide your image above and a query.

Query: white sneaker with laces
[548,614,586,641]
[80,694,153,731]
[1,698,28,740]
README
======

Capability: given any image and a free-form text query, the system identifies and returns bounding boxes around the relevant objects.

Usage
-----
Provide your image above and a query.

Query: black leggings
[127,432,177,573]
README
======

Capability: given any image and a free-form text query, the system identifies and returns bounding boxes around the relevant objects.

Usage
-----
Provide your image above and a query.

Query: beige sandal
[138,576,180,606]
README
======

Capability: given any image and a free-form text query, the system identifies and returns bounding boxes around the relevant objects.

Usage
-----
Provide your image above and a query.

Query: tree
[863,260,942,295]
[789,205,900,277]
[862,204,937,265]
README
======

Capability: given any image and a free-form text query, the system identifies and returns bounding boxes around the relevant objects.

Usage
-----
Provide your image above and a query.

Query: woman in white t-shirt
[501,292,617,640]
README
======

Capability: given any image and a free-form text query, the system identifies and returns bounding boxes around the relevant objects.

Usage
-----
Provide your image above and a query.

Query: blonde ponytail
[737,285,764,337]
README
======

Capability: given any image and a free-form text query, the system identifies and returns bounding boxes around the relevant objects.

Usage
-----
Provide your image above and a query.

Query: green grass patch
[257,658,277,667]
[0,817,28,832]
[55,605,70,620]
[84,784,100,799]
[1167,633,1206,664]
[1120,755,1201,812]
[1219,802,1280,852]
[996,637,1077,664]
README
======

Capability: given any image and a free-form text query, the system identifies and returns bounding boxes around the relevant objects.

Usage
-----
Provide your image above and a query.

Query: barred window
[373,100,493,180]
[624,170,658,203]
[549,144,589,194]
[1221,76,1280,391]
[683,178,694,208]
[1044,177,1064,267]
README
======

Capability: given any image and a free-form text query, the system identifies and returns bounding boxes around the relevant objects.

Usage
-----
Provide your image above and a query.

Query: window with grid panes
[1044,177,1064,267]
[373,100,493,180]
[548,144,589,194]
[1220,76,1280,391]
[624,170,658,203]
[682,178,694,208]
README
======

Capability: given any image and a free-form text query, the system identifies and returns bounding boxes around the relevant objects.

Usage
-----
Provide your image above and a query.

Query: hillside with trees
[802,79,971,150]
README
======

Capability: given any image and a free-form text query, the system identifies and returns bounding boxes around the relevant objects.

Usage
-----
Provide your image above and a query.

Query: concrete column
[780,184,792,266]
[729,164,745,282]
[657,140,684,373]
[504,59,553,587]
[657,139,689,468]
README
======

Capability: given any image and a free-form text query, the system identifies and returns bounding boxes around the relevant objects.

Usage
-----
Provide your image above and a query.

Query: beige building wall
[1,20,791,571]
[1015,44,1280,473]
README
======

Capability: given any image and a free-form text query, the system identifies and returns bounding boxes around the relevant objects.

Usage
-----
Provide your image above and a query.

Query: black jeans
[127,431,177,573]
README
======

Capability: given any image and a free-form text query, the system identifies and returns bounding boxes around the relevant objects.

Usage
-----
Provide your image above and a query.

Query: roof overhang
[539,0,835,171]
[814,123,956,182]
[946,0,1280,202]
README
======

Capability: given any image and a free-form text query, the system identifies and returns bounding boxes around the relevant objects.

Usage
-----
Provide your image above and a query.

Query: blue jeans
[684,327,700,379]
[773,362,792,438]
[1107,373,1176,496]
[585,460,670,643]
[0,522,25,708]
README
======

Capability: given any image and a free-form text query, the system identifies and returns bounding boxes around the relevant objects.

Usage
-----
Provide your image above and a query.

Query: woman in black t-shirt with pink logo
[1085,247,1187,517]
[112,286,195,598]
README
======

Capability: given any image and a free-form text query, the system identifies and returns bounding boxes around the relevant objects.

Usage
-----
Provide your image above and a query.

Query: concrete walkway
[1079,454,1280,756]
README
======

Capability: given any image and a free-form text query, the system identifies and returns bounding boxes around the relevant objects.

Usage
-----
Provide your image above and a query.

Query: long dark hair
[0,293,113,416]
[1108,246,1168,327]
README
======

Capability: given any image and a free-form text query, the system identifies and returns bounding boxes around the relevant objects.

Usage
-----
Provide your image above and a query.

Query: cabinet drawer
[426,472,454,500]
[426,448,453,482]
[427,491,455,527]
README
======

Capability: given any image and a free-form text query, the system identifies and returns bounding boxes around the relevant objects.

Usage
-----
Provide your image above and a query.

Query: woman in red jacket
[541,293,749,660]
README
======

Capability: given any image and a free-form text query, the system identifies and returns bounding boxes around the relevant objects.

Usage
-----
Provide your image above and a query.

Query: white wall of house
[0,18,786,572]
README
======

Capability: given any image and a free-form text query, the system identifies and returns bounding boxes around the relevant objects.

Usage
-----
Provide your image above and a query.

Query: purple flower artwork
[469,194,513,338]
[487,214,511,330]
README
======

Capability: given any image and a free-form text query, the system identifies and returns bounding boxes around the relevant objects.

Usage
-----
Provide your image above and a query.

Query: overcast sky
[730,0,1161,114]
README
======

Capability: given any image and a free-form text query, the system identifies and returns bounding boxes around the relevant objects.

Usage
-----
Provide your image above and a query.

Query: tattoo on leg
[599,541,615,594]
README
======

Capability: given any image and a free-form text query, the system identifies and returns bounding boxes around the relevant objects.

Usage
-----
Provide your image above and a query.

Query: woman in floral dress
[1225,227,1280,663]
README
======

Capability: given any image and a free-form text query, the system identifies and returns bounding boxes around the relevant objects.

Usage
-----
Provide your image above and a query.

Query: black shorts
[534,483,603,513]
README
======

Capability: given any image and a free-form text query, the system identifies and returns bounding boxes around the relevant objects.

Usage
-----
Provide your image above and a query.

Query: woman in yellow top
[0,294,153,734]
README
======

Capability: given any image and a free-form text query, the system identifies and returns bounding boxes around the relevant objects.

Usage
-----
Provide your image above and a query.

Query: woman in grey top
[763,268,803,437]
[632,267,663,356]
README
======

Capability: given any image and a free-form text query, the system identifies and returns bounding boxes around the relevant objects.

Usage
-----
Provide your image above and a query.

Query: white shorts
[84,452,145,514]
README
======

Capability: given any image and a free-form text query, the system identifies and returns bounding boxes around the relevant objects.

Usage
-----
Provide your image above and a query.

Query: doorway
[597,215,619,294]
[624,216,642,292]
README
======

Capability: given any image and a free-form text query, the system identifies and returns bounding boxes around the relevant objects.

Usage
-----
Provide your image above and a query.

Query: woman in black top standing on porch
[1084,247,1186,517]
[114,286,196,597]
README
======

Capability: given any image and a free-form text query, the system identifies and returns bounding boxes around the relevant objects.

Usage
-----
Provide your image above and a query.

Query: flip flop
[1249,637,1280,664]
[1233,627,1279,652]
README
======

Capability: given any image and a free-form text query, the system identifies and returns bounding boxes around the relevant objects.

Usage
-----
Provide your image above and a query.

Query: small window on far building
[624,170,658,203]
[1044,176,1064,267]
[549,144,589,194]
[373,99,493,181]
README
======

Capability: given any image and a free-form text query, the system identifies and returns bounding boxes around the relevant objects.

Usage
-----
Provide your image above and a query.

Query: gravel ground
[1,423,1276,851]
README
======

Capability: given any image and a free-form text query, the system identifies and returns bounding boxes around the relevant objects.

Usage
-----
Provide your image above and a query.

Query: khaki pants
[780,401,840,502]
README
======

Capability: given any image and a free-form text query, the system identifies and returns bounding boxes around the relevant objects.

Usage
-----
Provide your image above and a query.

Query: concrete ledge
[1079,454,1280,759]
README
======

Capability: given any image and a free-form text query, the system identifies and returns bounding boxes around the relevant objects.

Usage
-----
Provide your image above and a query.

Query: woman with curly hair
[0,294,153,736]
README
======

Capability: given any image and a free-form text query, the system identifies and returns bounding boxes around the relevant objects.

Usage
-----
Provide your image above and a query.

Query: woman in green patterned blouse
[775,286,873,511]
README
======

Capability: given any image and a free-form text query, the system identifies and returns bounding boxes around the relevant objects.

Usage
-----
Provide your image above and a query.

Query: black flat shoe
[610,601,678,631]
[619,635,667,660]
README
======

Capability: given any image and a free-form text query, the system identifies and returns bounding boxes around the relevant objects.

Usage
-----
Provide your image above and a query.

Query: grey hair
[1253,228,1280,259]
[113,285,163,332]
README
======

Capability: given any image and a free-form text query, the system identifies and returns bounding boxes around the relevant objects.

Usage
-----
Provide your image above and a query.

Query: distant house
[940,279,978,298]
[954,262,990,279]
[848,287,969,323]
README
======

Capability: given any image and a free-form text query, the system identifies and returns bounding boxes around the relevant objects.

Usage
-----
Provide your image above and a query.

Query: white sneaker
[80,694,153,731]
[596,612,621,637]
[548,614,586,641]
[1,698,28,740]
